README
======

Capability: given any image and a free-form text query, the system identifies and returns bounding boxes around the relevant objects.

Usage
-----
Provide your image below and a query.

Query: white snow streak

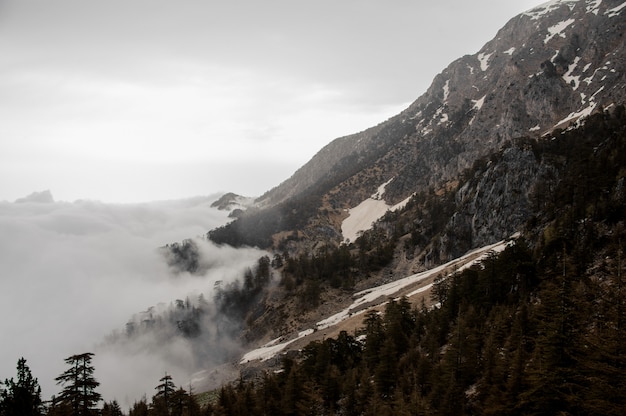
[554,104,596,127]
[607,1,626,17]
[443,79,450,102]
[544,18,575,44]
[503,47,516,56]
[563,56,581,90]
[472,95,486,111]
[587,0,602,15]
[240,238,513,364]
[240,329,315,363]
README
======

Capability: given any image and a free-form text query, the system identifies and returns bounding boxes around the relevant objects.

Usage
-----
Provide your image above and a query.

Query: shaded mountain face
[211,0,626,255]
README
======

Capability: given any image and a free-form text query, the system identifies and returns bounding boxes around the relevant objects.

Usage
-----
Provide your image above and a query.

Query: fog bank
[0,192,264,405]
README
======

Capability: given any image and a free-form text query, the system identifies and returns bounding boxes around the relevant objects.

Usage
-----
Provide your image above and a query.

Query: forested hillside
[0,103,613,416]
[200,109,626,415]
[4,1,626,415]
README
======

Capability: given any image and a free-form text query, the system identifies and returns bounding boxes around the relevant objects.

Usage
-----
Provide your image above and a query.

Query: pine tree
[170,388,189,416]
[54,353,101,416]
[128,398,148,416]
[152,373,176,416]
[363,310,384,370]
[0,357,44,416]
[254,372,282,416]
[101,400,123,416]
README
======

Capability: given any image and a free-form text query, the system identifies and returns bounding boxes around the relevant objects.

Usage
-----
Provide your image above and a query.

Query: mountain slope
[211,0,626,256]
[206,99,626,415]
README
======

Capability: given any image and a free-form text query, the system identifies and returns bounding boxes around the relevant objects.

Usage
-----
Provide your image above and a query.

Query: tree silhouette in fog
[0,357,43,416]
[53,353,101,416]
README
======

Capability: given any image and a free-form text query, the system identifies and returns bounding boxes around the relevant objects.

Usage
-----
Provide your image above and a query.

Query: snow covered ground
[240,237,514,364]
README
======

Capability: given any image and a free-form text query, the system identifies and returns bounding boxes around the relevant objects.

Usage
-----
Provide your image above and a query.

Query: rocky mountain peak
[259,0,625,212]
[212,0,626,254]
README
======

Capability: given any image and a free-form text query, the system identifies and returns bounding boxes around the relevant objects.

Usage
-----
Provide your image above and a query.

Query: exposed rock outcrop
[211,0,626,258]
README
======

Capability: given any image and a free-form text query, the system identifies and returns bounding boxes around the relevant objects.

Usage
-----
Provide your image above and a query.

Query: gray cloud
[1,0,541,203]
[0,193,265,404]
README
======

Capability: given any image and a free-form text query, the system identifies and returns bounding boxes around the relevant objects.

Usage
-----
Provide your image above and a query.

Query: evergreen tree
[47,397,72,416]
[152,373,176,416]
[128,399,148,416]
[363,310,384,369]
[101,400,124,416]
[255,372,282,416]
[54,353,101,416]
[0,357,43,416]
[170,388,189,416]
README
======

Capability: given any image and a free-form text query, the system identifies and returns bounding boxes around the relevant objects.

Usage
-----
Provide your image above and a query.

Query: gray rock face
[260,0,626,211]
[226,0,626,254]
[386,0,626,201]
[445,144,545,256]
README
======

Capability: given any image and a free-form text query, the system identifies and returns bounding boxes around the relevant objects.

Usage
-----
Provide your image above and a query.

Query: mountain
[210,0,626,256]
[165,1,626,411]
[201,0,626,372]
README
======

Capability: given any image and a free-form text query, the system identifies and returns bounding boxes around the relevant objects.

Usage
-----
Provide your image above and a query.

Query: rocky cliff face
[213,0,626,257]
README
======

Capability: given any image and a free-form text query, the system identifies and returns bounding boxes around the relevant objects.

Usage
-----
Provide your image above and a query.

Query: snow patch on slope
[473,95,486,111]
[477,52,493,71]
[240,329,314,363]
[240,238,514,364]
[341,179,411,243]
[563,56,581,90]
[544,18,575,44]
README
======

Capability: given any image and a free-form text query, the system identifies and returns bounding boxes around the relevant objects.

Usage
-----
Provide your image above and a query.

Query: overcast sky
[0,0,543,203]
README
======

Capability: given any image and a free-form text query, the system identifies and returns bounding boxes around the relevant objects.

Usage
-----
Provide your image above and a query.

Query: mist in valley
[0,191,265,406]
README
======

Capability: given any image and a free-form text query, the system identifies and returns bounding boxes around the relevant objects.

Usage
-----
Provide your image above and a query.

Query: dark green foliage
[101,401,123,416]
[214,256,273,320]
[143,374,201,416]
[277,228,398,308]
[151,373,176,415]
[207,227,625,415]
[0,358,43,416]
[124,295,207,340]
[54,353,101,416]
[164,239,201,274]
[178,109,626,414]
[121,254,274,349]
[128,399,148,416]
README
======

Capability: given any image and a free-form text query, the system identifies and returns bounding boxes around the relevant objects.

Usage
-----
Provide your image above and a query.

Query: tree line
[0,353,204,416]
[203,234,626,415]
[4,228,625,415]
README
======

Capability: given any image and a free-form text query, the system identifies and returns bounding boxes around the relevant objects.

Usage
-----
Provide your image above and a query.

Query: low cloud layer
[0,192,264,405]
